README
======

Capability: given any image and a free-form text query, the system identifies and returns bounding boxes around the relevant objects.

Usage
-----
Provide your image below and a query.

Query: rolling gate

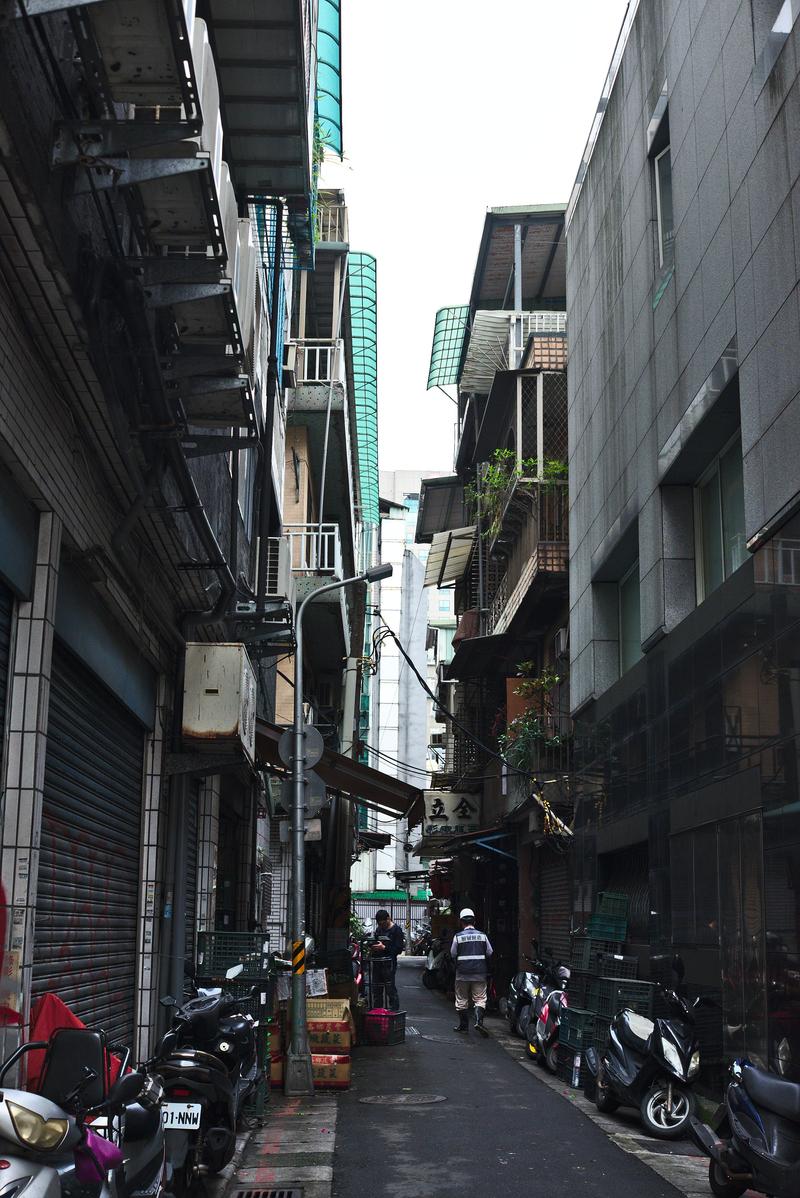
[0,584,12,767]
[32,643,145,1045]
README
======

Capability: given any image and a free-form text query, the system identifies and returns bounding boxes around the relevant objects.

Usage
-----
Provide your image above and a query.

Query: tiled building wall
[567,0,800,710]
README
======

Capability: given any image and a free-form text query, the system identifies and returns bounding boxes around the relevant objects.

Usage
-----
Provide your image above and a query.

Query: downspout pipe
[256,199,284,615]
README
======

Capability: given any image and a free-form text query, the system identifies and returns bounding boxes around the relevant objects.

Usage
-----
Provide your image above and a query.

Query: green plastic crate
[196,932,270,979]
[597,951,638,979]
[596,891,629,919]
[560,1006,595,1051]
[570,936,623,972]
[587,913,628,941]
[591,1014,612,1050]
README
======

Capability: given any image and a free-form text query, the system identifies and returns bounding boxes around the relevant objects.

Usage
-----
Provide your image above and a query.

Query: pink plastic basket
[363,1008,406,1046]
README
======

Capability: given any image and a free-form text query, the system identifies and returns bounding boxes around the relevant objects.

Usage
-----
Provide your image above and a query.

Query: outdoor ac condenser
[182,643,257,764]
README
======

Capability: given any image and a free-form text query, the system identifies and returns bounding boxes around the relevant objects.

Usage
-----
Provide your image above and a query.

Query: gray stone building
[567,0,800,1081]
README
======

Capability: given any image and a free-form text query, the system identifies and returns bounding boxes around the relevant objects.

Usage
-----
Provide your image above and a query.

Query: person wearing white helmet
[450,907,493,1036]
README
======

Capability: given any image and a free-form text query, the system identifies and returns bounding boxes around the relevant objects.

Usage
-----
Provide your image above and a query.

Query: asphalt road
[333,957,684,1198]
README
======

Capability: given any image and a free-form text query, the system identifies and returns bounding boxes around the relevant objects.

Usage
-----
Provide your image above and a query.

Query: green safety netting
[349,252,379,526]
[317,0,342,157]
[427,304,469,389]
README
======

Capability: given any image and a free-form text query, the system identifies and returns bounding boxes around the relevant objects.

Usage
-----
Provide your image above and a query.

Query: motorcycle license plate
[161,1102,202,1130]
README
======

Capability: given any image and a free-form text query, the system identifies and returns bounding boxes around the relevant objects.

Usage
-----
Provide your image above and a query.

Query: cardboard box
[269,1049,283,1089]
[306,997,354,1028]
[311,1053,351,1089]
[307,1018,351,1052]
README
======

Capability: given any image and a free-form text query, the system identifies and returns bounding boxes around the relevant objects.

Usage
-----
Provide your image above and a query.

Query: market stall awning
[255,719,421,817]
[423,527,476,588]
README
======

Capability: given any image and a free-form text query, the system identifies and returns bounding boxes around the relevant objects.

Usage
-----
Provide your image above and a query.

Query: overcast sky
[331,0,630,476]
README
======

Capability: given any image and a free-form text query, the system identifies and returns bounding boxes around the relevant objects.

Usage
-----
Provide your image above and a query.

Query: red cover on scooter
[27,994,124,1090]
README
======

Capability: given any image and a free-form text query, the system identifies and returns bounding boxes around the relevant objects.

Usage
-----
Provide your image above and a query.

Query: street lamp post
[284,560,393,1095]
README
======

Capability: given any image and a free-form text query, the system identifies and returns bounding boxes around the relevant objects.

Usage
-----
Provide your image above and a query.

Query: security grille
[520,371,568,464]
[230,1190,303,1198]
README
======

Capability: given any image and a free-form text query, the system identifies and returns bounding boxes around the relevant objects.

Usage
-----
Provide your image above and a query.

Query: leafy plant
[464,448,567,542]
[497,707,565,771]
[513,663,563,700]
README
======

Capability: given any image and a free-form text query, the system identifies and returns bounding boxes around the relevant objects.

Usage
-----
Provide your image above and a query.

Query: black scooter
[504,941,547,1038]
[149,964,261,1195]
[586,988,704,1139]
[530,962,571,1071]
[689,1058,800,1197]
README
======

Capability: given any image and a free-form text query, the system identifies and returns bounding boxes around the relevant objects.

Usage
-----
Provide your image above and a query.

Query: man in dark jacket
[371,909,405,1010]
[450,907,493,1036]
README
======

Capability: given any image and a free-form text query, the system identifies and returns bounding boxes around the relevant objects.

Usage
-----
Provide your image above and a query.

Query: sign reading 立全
[423,791,481,840]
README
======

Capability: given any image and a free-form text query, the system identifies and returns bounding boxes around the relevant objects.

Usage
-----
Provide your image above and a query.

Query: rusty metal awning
[255,720,421,817]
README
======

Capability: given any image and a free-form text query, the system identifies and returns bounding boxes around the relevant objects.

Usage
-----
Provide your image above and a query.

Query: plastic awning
[427,305,469,389]
[349,253,379,526]
[415,476,467,544]
[255,719,420,817]
[423,527,476,588]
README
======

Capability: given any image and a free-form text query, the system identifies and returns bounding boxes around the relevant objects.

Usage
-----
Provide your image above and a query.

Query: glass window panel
[721,440,746,576]
[619,563,642,674]
[694,824,720,945]
[655,147,674,268]
[701,470,724,596]
[670,832,694,942]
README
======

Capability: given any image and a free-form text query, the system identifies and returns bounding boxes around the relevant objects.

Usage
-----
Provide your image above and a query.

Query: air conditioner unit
[430,732,445,747]
[283,343,297,388]
[554,626,569,661]
[182,643,257,764]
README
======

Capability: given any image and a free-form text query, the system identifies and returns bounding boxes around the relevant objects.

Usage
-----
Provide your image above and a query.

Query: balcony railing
[487,483,568,635]
[316,202,349,244]
[285,523,343,579]
[288,338,345,385]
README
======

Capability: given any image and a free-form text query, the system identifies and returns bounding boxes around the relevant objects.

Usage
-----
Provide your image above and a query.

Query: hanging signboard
[422,790,482,842]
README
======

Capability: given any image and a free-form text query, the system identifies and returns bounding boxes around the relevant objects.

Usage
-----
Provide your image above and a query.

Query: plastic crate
[195,979,271,1023]
[362,1009,406,1046]
[196,932,270,979]
[596,892,629,919]
[613,979,660,1018]
[556,1042,589,1089]
[598,951,638,979]
[567,969,593,1006]
[570,936,623,972]
[587,914,628,941]
[591,1014,612,1050]
[242,1073,268,1118]
[587,977,616,1017]
[560,1006,595,1051]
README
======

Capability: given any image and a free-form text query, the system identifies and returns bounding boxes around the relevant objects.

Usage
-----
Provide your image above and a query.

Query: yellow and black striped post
[291,938,305,977]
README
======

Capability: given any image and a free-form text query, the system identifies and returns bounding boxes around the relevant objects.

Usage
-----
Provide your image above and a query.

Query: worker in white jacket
[450,907,493,1037]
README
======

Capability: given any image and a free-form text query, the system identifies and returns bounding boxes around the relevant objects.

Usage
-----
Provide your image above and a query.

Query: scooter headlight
[6,1101,69,1151]
[661,1038,684,1079]
[688,1049,701,1078]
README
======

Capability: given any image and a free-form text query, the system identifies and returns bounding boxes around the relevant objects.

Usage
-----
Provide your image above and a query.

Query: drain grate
[230,1190,303,1198]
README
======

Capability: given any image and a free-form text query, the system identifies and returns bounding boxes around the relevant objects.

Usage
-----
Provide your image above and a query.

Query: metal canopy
[460,311,566,395]
[423,527,476,589]
[204,0,314,198]
[87,0,200,115]
[415,476,467,544]
[468,205,567,311]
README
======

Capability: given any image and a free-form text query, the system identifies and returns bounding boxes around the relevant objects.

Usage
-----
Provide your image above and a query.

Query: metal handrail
[288,338,345,384]
[285,522,343,577]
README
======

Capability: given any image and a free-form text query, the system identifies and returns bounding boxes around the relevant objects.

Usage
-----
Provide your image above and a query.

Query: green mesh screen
[317,0,342,157]
[427,305,469,389]
[349,252,379,526]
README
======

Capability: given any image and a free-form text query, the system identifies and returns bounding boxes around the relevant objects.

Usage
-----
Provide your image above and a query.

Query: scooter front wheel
[640,1083,695,1139]
[708,1160,747,1198]
[594,1065,619,1113]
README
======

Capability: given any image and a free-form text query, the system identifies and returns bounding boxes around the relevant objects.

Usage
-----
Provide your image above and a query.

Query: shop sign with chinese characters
[423,791,482,841]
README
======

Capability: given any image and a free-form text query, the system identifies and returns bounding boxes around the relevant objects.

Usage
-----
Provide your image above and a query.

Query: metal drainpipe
[256,200,284,615]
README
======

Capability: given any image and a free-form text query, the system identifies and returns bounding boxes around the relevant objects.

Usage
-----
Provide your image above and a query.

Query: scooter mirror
[107,1072,144,1108]
[160,995,177,1008]
[225,963,244,980]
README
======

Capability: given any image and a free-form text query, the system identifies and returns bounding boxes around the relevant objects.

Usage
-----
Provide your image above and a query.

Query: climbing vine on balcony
[463,448,567,542]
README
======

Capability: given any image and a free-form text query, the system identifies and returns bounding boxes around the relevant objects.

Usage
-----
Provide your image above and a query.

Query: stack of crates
[557,1005,595,1088]
[563,893,630,1088]
[195,931,273,1116]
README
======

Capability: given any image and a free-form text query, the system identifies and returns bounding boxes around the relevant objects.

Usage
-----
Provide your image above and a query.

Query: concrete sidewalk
[220,1094,337,1198]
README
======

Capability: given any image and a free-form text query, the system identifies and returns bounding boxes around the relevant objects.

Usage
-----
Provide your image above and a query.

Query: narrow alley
[331,960,691,1198]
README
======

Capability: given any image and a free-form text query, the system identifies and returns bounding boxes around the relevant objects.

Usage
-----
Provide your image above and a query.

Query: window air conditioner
[555,626,569,661]
[283,343,297,388]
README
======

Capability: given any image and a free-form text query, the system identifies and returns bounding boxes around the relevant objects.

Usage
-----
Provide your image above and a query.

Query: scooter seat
[125,1102,162,1143]
[618,1011,654,1054]
[742,1064,800,1123]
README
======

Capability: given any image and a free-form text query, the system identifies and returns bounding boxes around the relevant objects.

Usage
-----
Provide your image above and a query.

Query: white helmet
[459,907,475,920]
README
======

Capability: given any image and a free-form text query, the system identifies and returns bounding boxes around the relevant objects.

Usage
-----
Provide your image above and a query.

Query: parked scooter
[421,932,454,992]
[149,963,260,1195]
[0,1026,167,1198]
[689,1057,800,1197]
[411,923,432,956]
[586,988,705,1139]
[530,961,572,1071]
[504,940,548,1038]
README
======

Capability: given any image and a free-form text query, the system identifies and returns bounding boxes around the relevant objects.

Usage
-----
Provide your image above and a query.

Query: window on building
[619,561,642,674]
[438,596,451,612]
[696,437,746,600]
[654,146,674,270]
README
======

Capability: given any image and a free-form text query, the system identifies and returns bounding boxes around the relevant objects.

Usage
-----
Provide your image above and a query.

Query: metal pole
[285,572,370,1094]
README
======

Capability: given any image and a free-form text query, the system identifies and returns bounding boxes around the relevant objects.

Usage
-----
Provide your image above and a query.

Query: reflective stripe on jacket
[450,928,493,978]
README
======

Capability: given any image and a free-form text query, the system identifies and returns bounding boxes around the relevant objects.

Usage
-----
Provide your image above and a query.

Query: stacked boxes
[272,997,354,1090]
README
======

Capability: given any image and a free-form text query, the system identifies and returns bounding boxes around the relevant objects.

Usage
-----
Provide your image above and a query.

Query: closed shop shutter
[539,849,572,965]
[33,643,144,1044]
[185,783,200,968]
[0,584,12,758]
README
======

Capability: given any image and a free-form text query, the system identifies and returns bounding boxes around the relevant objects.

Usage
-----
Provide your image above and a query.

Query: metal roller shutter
[185,783,200,969]
[539,848,572,965]
[33,643,144,1044]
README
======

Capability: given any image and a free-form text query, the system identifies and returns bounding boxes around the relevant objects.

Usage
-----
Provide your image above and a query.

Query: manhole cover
[359,1094,447,1106]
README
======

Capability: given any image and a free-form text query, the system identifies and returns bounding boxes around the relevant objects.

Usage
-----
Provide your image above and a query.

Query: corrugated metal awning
[461,310,566,394]
[415,476,467,544]
[423,527,476,588]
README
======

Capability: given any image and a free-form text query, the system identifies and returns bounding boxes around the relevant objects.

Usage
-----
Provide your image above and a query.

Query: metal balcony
[487,484,568,636]
[285,522,344,579]
[284,523,350,668]
[316,201,349,246]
